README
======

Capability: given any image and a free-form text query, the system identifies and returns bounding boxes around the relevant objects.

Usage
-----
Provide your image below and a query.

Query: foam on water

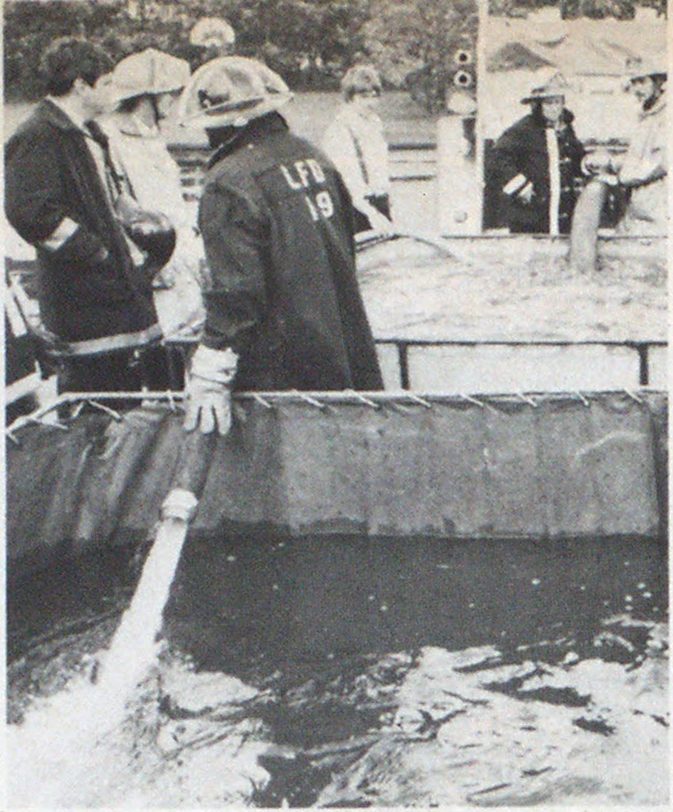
[313,625,669,806]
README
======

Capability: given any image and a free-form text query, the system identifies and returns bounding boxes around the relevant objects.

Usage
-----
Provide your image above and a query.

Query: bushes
[3,0,478,111]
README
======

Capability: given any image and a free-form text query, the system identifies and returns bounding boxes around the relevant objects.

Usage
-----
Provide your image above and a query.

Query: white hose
[355,228,465,261]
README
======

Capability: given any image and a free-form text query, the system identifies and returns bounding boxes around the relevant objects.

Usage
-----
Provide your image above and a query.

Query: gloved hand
[183,344,238,436]
[516,181,534,204]
[582,150,618,177]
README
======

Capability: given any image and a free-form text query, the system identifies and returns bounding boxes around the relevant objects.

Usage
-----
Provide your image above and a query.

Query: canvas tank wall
[6,390,667,580]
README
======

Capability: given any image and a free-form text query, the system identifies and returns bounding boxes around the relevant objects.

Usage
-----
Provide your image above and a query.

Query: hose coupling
[161,488,199,522]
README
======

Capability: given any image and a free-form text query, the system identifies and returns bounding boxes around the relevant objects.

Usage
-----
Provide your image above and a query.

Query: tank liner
[6,392,666,578]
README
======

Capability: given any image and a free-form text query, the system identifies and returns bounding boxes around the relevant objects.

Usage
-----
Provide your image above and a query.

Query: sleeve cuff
[502,174,528,196]
[39,217,80,251]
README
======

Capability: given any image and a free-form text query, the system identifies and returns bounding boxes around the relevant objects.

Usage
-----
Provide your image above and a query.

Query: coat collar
[207,112,289,169]
[111,112,161,139]
[38,98,88,133]
[340,103,382,128]
[641,92,666,120]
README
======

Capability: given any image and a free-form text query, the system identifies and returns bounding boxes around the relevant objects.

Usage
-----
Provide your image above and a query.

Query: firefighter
[490,72,585,235]
[586,57,667,235]
[176,57,383,435]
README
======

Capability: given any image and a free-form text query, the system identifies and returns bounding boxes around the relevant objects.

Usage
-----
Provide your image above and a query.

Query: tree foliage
[3,0,476,111]
[362,0,478,112]
[489,0,666,17]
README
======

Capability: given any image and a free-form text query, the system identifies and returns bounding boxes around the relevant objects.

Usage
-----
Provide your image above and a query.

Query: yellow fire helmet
[110,48,191,107]
[176,56,293,129]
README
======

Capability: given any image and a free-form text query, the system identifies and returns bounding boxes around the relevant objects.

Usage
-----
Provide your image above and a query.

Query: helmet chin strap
[150,95,161,126]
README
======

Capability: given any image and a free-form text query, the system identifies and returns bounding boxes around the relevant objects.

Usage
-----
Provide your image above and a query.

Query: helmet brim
[179,91,293,128]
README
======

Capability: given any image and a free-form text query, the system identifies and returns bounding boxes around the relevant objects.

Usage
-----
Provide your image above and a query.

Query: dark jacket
[490,109,585,234]
[5,100,159,345]
[199,113,383,392]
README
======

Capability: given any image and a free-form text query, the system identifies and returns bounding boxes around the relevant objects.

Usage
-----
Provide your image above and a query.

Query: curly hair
[40,37,113,97]
[341,65,382,102]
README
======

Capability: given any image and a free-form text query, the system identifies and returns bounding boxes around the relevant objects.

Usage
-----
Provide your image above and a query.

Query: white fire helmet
[110,48,191,107]
[176,56,293,129]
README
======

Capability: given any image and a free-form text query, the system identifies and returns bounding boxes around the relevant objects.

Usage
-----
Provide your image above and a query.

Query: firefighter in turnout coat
[490,73,585,235]
[4,38,171,396]
[176,57,383,435]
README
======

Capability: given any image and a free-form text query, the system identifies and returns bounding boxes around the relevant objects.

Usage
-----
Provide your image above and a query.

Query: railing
[371,337,667,391]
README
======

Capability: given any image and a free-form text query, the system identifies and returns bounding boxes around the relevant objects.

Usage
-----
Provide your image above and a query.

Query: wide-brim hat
[623,55,667,85]
[110,48,191,107]
[176,56,293,129]
[521,71,568,104]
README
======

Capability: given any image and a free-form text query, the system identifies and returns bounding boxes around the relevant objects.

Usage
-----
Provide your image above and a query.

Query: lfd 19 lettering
[280,159,334,223]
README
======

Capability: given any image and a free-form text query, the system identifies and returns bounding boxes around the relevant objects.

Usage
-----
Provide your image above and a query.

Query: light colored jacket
[618,93,667,235]
[106,114,205,334]
[321,105,390,216]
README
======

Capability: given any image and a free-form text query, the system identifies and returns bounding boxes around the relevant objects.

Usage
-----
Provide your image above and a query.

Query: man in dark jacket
[490,73,585,235]
[5,38,171,397]
[176,57,383,435]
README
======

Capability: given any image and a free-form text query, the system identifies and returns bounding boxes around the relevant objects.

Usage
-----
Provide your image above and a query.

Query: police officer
[177,57,383,435]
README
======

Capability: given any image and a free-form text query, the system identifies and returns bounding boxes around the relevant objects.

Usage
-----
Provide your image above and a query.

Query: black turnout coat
[490,108,585,234]
[198,113,383,392]
[5,100,159,344]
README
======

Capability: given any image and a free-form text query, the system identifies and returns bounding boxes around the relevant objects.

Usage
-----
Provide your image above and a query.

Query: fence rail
[371,337,667,391]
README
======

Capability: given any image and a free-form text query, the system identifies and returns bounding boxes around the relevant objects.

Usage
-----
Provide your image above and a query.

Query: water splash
[8,492,198,806]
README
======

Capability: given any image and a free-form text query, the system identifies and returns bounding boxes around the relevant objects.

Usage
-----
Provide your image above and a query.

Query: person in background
[176,57,383,435]
[106,47,205,336]
[585,58,666,235]
[321,65,394,234]
[4,37,172,399]
[490,72,585,235]
[190,16,236,61]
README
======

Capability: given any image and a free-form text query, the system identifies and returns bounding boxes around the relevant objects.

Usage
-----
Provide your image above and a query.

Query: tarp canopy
[7,391,667,579]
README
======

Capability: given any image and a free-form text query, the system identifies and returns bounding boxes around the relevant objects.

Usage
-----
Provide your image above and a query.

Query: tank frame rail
[375,337,668,390]
[5,387,663,444]
[161,334,667,391]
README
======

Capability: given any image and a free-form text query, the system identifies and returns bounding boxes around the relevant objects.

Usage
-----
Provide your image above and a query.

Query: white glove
[184,344,238,436]
[516,181,534,204]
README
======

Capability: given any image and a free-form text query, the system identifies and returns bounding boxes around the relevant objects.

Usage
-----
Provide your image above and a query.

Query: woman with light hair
[106,47,205,335]
[321,64,394,234]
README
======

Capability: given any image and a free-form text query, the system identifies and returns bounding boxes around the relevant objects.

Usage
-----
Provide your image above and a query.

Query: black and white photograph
[2,0,669,807]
